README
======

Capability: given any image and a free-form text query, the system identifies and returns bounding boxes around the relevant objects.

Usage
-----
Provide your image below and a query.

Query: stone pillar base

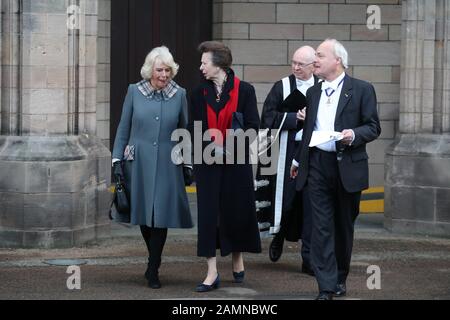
[0,135,112,248]
[384,134,450,237]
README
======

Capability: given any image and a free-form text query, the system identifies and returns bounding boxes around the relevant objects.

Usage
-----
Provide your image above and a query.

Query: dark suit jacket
[294,74,381,193]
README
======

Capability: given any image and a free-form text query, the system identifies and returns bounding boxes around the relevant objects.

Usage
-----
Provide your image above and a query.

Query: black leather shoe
[301,263,315,276]
[334,283,346,297]
[316,291,333,300]
[196,274,220,292]
[148,274,161,289]
[269,234,284,262]
[232,271,245,283]
[145,259,161,280]
[145,261,162,288]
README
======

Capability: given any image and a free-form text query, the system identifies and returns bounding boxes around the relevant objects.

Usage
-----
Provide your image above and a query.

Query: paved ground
[1,205,450,301]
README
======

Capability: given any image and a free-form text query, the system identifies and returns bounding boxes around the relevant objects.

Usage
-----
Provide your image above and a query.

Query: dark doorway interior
[110,0,212,150]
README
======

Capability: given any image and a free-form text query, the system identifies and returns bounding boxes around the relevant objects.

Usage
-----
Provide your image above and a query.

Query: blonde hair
[140,46,179,80]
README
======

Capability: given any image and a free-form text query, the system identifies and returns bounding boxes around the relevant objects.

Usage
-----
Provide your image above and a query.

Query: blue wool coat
[112,82,193,228]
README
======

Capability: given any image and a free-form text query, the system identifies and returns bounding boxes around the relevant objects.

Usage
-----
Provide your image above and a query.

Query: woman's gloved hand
[113,161,125,183]
[183,166,194,186]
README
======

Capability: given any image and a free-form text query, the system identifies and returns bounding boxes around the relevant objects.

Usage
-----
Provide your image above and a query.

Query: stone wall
[0,0,111,248]
[213,0,402,187]
[97,0,111,148]
[384,0,450,237]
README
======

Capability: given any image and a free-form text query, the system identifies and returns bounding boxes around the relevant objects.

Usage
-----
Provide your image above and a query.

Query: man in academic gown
[255,46,318,275]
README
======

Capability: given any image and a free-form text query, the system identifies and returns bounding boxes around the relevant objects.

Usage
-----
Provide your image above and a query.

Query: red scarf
[205,77,240,146]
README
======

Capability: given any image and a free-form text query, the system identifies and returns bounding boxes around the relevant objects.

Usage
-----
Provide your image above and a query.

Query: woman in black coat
[189,41,261,292]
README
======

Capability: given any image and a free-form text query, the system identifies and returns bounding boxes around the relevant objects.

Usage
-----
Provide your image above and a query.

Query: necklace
[214,75,227,102]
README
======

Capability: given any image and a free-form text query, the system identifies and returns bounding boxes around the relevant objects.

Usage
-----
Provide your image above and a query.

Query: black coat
[189,70,262,257]
[294,74,381,193]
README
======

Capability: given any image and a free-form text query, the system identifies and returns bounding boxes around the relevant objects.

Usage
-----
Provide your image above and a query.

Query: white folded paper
[309,131,344,147]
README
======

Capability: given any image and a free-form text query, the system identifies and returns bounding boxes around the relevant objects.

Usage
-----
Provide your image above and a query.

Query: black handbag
[109,162,131,223]
[109,179,131,223]
[183,166,194,186]
[114,178,130,214]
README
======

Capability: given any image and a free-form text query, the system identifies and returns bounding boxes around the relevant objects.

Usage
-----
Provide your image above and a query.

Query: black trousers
[308,148,361,293]
[277,188,313,267]
[300,186,312,268]
[140,225,168,268]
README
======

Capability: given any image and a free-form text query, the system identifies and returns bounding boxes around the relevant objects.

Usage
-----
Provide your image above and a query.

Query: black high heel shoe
[232,271,245,283]
[196,274,220,292]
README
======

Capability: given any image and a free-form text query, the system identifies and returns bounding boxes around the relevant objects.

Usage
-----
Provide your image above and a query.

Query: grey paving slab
[1,213,450,300]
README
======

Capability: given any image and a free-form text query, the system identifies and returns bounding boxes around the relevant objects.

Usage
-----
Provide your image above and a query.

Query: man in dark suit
[290,39,381,300]
[255,46,317,276]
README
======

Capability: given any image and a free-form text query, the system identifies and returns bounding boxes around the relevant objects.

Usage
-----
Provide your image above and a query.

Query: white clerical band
[271,77,291,235]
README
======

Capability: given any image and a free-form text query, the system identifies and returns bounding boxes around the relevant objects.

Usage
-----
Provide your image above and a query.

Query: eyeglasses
[291,61,314,69]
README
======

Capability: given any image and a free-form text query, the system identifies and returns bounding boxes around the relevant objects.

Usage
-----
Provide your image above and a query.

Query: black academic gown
[256,74,318,242]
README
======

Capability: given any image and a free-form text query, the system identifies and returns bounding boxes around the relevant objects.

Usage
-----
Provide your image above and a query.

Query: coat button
[153,142,157,146]
[155,116,159,121]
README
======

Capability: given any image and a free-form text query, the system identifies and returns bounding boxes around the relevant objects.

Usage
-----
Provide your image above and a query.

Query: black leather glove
[183,166,194,186]
[113,161,125,184]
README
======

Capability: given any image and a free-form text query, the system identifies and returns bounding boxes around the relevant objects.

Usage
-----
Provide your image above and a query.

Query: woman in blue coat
[189,41,262,292]
[112,46,193,289]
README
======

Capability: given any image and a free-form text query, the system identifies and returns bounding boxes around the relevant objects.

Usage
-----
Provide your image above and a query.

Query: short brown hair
[198,41,232,71]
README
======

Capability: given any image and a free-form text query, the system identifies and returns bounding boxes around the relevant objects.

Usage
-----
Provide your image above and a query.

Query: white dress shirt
[314,72,346,152]
[291,72,354,168]
[296,75,315,96]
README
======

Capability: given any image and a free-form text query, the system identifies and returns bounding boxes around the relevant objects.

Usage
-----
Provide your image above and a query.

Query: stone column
[385,0,450,236]
[0,0,111,248]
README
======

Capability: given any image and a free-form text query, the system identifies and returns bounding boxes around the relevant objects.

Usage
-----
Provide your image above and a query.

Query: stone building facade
[0,0,448,248]
[0,0,112,248]
[212,0,402,188]
[211,0,449,236]
[385,0,450,236]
